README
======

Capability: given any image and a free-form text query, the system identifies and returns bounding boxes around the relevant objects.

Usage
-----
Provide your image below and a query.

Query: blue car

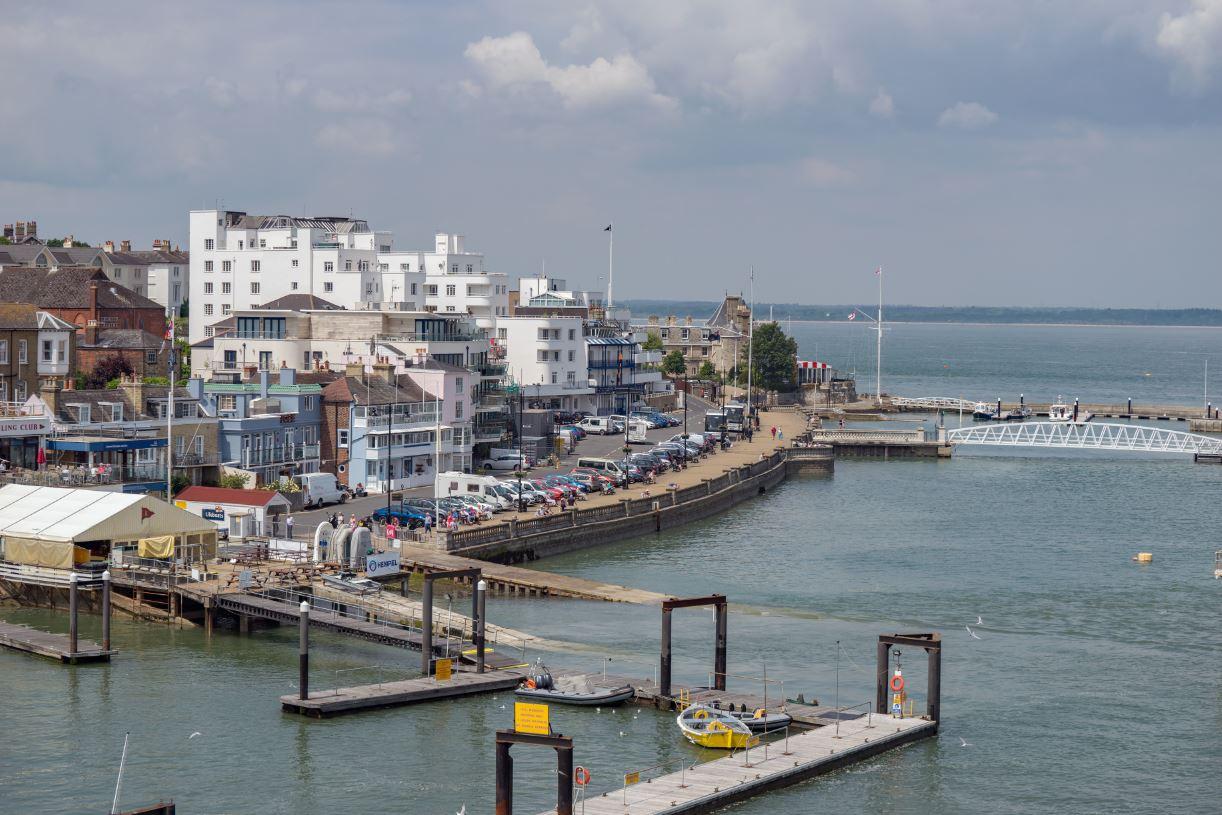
[370,505,428,529]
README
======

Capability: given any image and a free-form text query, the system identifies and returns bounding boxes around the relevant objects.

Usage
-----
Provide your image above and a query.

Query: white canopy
[0,484,215,543]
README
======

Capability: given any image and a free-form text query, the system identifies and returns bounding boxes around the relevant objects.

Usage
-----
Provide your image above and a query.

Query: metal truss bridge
[946,422,1222,455]
[892,397,978,411]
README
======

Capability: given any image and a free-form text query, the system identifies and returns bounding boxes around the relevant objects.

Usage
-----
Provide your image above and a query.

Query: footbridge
[892,397,977,411]
[947,422,1222,455]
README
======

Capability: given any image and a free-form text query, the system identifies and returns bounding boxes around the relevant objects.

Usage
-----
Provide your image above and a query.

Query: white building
[517,275,603,313]
[497,316,595,411]
[188,210,388,343]
[379,232,510,329]
[97,241,189,313]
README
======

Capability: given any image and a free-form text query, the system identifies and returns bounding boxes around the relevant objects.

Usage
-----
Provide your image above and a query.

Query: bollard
[101,570,112,652]
[298,600,310,700]
[1127,397,1132,415]
[421,578,433,677]
[68,572,79,656]
[476,579,487,674]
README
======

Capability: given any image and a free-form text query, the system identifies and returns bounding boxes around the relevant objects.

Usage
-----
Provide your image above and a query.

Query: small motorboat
[971,402,996,421]
[722,706,793,734]
[1048,397,1093,425]
[1003,406,1032,421]
[676,704,760,750]
[514,661,635,706]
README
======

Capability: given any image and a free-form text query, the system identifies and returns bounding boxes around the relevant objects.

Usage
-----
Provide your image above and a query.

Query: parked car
[552,410,583,425]
[578,416,613,435]
[370,506,428,529]
[558,424,587,440]
[482,452,524,471]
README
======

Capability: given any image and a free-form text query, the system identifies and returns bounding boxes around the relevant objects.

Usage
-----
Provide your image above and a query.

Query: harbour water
[4,322,1221,814]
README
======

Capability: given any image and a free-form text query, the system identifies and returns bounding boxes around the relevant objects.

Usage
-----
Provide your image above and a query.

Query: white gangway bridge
[946,422,1222,456]
[892,397,978,411]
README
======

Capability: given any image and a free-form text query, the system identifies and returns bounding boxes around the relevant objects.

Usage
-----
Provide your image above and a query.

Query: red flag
[141,507,154,521]
[36,447,45,465]
[874,266,882,276]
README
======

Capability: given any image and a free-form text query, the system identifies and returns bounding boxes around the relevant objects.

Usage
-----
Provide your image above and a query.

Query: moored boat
[723,707,793,734]
[971,402,996,421]
[513,661,635,706]
[676,704,760,749]
[1048,397,1093,424]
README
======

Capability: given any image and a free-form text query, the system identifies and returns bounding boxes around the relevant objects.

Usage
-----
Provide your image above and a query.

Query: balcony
[355,409,439,429]
[0,401,44,418]
[377,331,487,343]
[0,463,165,490]
[238,443,320,468]
[476,362,506,379]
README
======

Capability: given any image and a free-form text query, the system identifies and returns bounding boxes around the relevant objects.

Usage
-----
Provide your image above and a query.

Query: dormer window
[68,403,90,423]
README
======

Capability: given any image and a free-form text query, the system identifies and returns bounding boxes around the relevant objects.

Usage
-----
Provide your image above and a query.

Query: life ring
[574,766,591,786]
[890,674,905,693]
[693,708,709,720]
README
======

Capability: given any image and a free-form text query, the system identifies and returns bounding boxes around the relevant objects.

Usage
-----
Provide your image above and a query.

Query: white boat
[1048,397,1093,424]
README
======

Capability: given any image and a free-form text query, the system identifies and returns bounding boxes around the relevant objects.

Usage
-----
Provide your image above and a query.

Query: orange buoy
[890,674,905,693]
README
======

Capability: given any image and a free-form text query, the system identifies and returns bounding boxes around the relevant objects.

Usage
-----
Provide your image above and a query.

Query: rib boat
[513,661,635,706]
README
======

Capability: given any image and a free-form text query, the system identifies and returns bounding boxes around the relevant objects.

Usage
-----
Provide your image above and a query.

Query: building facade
[378,232,510,328]
[0,304,74,405]
[97,241,190,312]
[0,266,167,340]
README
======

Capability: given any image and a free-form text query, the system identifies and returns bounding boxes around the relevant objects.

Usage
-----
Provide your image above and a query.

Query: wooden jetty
[0,619,113,663]
[538,713,935,815]
[280,668,524,717]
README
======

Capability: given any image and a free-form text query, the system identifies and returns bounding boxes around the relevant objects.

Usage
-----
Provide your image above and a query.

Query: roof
[0,303,42,330]
[586,336,636,346]
[0,266,163,310]
[0,245,48,265]
[79,329,162,350]
[323,374,431,406]
[229,214,370,233]
[175,486,287,507]
[257,293,344,311]
[0,484,215,543]
[47,247,103,266]
[48,385,197,423]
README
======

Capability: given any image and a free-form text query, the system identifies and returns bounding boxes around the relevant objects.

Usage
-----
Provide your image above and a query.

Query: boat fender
[890,674,905,693]
[753,708,766,719]
[524,678,536,689]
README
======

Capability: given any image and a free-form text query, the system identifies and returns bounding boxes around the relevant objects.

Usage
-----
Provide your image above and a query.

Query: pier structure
[0,568,114,663]
[806,427,950,459]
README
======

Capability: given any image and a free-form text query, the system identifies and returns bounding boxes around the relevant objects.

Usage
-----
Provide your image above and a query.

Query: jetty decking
[0,619,113,663]
[280,668,524,717]
[541,714,936,815]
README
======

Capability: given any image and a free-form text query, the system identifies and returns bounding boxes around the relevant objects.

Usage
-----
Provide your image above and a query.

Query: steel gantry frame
[947,421,1222,455]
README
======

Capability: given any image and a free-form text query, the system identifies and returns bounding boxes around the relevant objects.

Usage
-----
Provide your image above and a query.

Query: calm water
[4,323,1221,814]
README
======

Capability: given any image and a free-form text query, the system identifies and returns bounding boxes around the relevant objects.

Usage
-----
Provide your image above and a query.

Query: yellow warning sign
[514,701,550,735]
[174,500,187,509]
[624,771,641,786]
[435,658,452,681]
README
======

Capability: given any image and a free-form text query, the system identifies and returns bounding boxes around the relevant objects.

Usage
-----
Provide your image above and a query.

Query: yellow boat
[676,704,760,750]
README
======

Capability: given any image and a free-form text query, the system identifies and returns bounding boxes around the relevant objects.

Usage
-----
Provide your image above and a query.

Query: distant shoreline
[622,300,1222,329]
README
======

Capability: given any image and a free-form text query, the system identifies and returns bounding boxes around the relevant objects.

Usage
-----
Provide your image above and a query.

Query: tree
[749,322,799,392]
[218,473,250,489]
[170,473,191,496]
[697,361,717,381]
[85,353,134,389]
[642,331,663,351]
[661,350,687,376]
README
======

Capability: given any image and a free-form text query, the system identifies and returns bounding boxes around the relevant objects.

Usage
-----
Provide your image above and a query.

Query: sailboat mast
[110,732,130,815]
[746,266,754,421]
[876,266,883,406]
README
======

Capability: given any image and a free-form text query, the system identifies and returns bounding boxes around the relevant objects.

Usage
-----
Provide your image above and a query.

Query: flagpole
[166,310,174,498]
[746,265,754,423]
[876,266,883,407]
[607,221,614,310]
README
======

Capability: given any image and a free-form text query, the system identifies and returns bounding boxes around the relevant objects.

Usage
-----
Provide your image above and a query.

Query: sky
[3,1,1221,308]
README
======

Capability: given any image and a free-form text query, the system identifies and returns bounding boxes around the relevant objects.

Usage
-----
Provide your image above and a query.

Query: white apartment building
[378,232,509,329]
[517,275,602,311]
[97,241,190,313]
[188,210,389,343]
[497,316,595,410]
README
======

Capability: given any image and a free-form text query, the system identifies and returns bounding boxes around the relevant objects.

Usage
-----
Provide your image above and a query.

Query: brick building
[76,324,169,385]
[0,303,75,404]
[0,266,167,339]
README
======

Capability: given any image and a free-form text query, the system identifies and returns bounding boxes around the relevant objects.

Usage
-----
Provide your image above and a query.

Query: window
[113,268,122,279]
[14,381,26,400]
[204,238,214,250]
[681,328,689,340]
[291,281,299,290]
[568,329,576,340]
[222,282,231,294]
[238,240,243,250]
[222,260,232,272]
[466,264,473,273]
[146,350,157,364]
[400,263,408,271]
[173,266,180,276]
[291,259,299,268]
[204,260,214,272]
[366,282,374,294]
[455,377,465,393]
[378,263,388,273]
[18,339,27,363]
[338,428,349,448]
[251,282,260,294]
[324,282,334,292]
[303,396,316,410]
[455,401,464,418]
[451,264,458,273]
[204,282,214,294]
[251,303,260,309]
[497,328,506,340]
[204,303,214,315]
[446,305,456,312]
[446,285,456,296]
[411,283,418,295]
[218,395,236,411]
[0,340,7,363]
[344,260,352,271]
[568,350,575,362]
[221,304,231,315]
[425,285,438,295]
[551,372,558,384]
[250,260,260,272]
[259,239,266,249]
[358,260,369,272]
[41,340,52,362]
[0,382,6,400]
[259,351,272,370]
[567,370,576,384]
[324,261,334,272]
[204,326,214,337]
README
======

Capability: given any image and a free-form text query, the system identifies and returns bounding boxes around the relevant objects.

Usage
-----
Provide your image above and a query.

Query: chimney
[89,283,100,324]
[345,361,365,381]
[40,377,63,416]
[119,374,145,412]
[84,319,99,346]
[372,357,395,384]
[120,240,131,252]
[64,235,75,248]
[102,240,115,253]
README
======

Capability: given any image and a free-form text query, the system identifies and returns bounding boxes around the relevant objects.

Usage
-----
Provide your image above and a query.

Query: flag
[160,318,174,353]
[874,266,882,276]
[604,224,612,231]
[847,312,857,321]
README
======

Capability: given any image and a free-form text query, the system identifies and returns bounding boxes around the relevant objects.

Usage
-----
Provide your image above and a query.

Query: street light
[515,384,526,512]
[681,371,689,469]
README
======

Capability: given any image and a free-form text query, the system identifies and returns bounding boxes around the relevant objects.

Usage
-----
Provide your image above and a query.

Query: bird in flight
[965,626,982,640]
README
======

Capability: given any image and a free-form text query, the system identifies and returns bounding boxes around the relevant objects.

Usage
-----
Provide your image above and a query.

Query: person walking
[423,513,433,534]
[386,520,398,547]
[285,515,294,540]
[778,429,784,443]
[770,426,777,440]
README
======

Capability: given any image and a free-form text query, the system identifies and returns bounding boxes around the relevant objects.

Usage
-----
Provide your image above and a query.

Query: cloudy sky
[3,1,1221,307]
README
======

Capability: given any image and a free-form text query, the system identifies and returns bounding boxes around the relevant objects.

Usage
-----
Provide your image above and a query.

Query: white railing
[892,397,978,410]
[809,428,927,443]
[0,401,45,417]
[947,421,1222,455]
[240,443,320,467]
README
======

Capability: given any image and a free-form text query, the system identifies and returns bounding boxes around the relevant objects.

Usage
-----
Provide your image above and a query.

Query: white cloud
[869,87,894,118]
[800,157,856,188]
[313,87,412,113]
[1156,0,1222,93]
[464,30,676,112]
[938,101,999,129]
[314,119,398,157]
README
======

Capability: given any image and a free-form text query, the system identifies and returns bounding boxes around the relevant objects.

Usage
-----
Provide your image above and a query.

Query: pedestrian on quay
[349,514,357,529]
[423,513,433,534]
[770,426,777,440]
[386,521,398,545]
[778,429,784,443]
[286,515,294,540]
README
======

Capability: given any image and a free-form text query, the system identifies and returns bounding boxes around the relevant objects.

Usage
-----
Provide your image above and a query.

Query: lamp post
[682,371,689,469]
[516,385,526,512]
[622,389,630,490]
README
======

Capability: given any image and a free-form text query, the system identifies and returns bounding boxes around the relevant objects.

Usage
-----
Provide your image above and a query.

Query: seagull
[595,707,601,713]
[965,626,981,640]
[975,615,983,626]
[619,731,627,737]
[457,806,466,815]
[959,737,972,747]
[498,704,507,710]
[188,732,202,739]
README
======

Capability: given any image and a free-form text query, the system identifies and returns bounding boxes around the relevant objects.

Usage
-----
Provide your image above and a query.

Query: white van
[578,416,612,435]
[292,472,348,509]
[627,419,651,444]
[436,471,510,510]
[576,457,626,476]
[482,452,522,471]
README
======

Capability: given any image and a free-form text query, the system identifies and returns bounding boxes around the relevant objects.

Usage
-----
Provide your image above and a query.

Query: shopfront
[0,410,50,470]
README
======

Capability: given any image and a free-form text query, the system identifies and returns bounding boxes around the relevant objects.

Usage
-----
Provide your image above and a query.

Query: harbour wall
[439,446,833,564]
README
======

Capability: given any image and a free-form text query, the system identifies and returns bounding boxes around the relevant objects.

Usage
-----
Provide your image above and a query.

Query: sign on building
[364,551,400,578]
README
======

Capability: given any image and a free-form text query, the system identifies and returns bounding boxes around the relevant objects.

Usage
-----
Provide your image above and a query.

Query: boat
[722,706,793,734]
[1048,397,1093,424]
[1004,406,1032,421]
[513,661,635,706]
[676,704,760,750]
[321,571,380,595]
[971,402,997,421]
